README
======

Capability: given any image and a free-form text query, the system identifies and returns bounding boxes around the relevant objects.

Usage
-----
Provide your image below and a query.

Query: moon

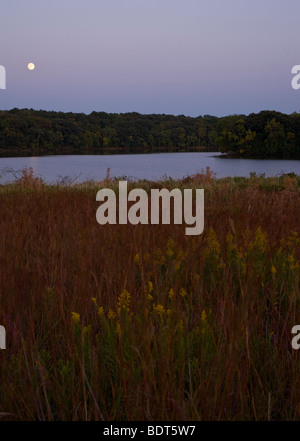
[27,63,35,71]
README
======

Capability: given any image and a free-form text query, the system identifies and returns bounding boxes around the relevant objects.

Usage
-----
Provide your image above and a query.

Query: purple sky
[0,0,300,116]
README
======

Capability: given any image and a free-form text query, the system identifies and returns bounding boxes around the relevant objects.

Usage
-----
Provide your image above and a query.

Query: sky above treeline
[0,0,300,117]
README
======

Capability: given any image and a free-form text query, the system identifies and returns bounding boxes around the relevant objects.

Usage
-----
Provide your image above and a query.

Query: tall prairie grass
[0,168,299,420]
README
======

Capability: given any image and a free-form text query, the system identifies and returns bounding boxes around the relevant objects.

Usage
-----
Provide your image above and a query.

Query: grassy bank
[0,169,300,420]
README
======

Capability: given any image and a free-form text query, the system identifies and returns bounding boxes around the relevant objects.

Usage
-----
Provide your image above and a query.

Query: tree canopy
[0,108,300,158]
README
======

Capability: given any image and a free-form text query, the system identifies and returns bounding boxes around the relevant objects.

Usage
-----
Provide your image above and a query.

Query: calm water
[1,152,300,183]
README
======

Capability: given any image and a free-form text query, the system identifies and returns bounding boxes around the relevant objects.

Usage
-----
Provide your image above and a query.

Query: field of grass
[0,168,300,420]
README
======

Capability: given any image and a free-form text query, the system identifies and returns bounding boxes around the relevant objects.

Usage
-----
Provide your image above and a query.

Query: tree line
[0,108,299,158]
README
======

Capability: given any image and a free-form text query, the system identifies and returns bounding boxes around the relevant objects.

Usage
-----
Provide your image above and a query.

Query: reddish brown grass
[0,172,299,420]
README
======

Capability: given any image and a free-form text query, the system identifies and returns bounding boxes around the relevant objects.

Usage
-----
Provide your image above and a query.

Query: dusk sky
[1,0,300,117]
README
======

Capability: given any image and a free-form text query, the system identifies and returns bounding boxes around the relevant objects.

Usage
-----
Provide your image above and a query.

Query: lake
[1,152,300,184]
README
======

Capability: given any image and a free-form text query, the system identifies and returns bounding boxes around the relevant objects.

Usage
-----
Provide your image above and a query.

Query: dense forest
[0,108,300,158]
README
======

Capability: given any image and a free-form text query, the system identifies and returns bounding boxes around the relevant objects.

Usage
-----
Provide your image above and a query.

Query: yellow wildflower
[153,304,165,316]
[271,265,277,275]
[166,238,175,257]
[154,248,165,265]
[287,231,300,247]
[83,325,91,336]
[226,232,234,245]
[175,249,186,270]
[98,306,105,316]
[175,261,181,271]
[177,319,183,330]
[168,288,175,299]
[145,281,154,299]
[91,297,98,307]
[134,254,140,264]
[288,254,299,270]
[71,312,80,324]
[108,309,116,320]
[206,228,221,255]
[166,248,174,257]
[118,289,131,312]
[253,227,268,252]
[176,248,186,262]
[201,310,207,323]
[179,288,187,298]
[167,238,175,250]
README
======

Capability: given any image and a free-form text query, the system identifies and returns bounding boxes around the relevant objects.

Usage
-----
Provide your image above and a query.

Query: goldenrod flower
[83,325,91,335]
[71,312,80,324]
[175,248,186,270]
[201,310,207,323]
[287,231,300,247]
[153,304,165,316]
[118,289,131,312]
[166,238,175,257]
[166,248,174,257]
[108,309,116,320]
[148,281,153,294]
[168,288,175,299]
[206,228,221,256]
[154,248,165,265]
[271,265,277,275]
[179,287,187,298]
[167,238,175,250]
[252,227,268,253]
[98,306,105,316]
[176,248,185,261]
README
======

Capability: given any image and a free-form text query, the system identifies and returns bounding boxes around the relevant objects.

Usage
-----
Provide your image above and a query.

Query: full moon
[27,63,35,71]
